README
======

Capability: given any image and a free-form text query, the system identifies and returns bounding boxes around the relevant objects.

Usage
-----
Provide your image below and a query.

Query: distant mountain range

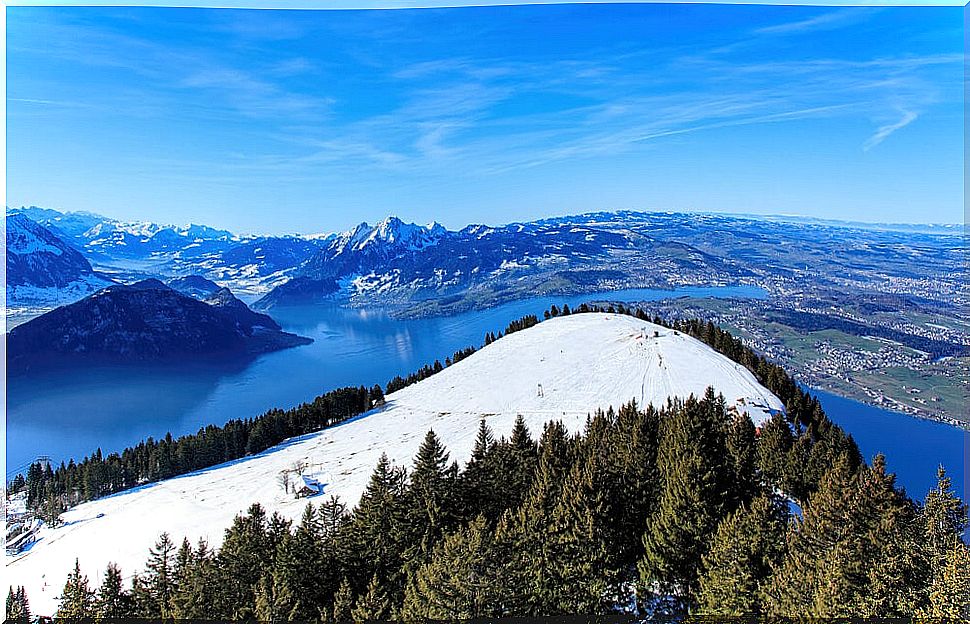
[6,206,964,319]
[7,279,311,374]
[6,213,115,307]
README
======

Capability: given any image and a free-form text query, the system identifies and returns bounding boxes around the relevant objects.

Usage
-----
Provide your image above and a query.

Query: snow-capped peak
[329,216,447,256]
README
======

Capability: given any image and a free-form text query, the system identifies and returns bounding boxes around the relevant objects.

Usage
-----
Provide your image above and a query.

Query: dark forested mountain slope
[7,279,310,373]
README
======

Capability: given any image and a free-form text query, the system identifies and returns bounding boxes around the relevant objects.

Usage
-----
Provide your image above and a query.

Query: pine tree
[275,532,306,618]
[331,578,355,623]
[540,449,613,615]
[764,453,859,615]
[856,456,926,615]
[401,515,501,620]
[494,415,538,512]
[921,466,968,574]
[489,420,578,616]
[725,411,758,508]
[253,574,277,623]
[345,453,409,597]
[607,401,660,569]
[755,412,793,491]
[172,537,193,603]
[695,494,788,614]
[56,558,96,620]
[254,569,301,623]
[350,573,393,622]
[917,541,970,618]
[213,503,274,619]
[95,562,133,619]
[169,539,217,620]
[6,586,30,623]
[275,503,327,618]
[407,429,456,559]
[764,453,923,616]
[638,395,729,612]
[143,531,176,617]
[460,420,500,521]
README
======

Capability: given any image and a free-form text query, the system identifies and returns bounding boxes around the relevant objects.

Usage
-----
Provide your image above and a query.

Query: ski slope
[6,313,782,614]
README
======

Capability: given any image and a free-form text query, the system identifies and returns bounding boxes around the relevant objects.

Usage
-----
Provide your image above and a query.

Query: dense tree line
[20,385,384,521]
[36,396,969,620]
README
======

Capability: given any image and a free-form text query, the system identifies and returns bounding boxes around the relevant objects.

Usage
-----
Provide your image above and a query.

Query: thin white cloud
[755,8,877,36]
[863,110,918,151]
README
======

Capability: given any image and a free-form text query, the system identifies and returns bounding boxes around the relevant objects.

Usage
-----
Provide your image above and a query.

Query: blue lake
[807,388,968,505]
[7,283,967,507]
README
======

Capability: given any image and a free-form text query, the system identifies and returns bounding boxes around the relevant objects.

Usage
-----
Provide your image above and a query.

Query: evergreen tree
[143,531,176,617]
[490,420,580,616]
[6,586,30,623]
[696,494,788,614]
[172,537,193,604]
[407,430,456,559]
[917,541,970,618]
[460,420,501,521]
[540,449,613,615]
[95,562,133,619]
[857,456,926,615]
[213,503,274,619]
[350,573,394,622]
[765,453,923,616]
[638,394,729,612]
[331,578,355,623]
[254,569,300,623]
[921,466,968,574]
[493,415,538,512]
[345,454,409,598]
[56,559,96,620]
[169,539,217,620]
[725,411,758,508]
[276,503,327,618]
[401,515,501,620]
[606,401,660,569]
[755,412,793,492]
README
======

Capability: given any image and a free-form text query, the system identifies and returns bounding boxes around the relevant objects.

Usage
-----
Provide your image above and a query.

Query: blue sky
[6,4,964,235]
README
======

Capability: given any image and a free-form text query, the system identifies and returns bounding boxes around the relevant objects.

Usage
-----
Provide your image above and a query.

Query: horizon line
[7,205,963,237]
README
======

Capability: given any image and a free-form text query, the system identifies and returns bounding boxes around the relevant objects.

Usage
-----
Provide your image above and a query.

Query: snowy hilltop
[6,313,782,615]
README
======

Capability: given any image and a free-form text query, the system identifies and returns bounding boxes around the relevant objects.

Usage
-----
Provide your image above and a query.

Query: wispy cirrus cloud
[863,109,919,151]
[7,12,331,122]
[754,7,880,36]
[8,5,962,214]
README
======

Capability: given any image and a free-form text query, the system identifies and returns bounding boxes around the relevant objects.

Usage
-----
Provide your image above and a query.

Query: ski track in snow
[6,313,783,614]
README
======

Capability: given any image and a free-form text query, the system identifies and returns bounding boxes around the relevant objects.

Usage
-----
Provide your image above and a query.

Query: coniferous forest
[8,304,970,619]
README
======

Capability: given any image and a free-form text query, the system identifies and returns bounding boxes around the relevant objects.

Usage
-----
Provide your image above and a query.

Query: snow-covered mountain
[5,207,334,302]
[296,216,448,279]
[256,217,641,308]
[6,208,762,315]
[5,313,783,614]
[5,214,115,309]
[8,206,237,261]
